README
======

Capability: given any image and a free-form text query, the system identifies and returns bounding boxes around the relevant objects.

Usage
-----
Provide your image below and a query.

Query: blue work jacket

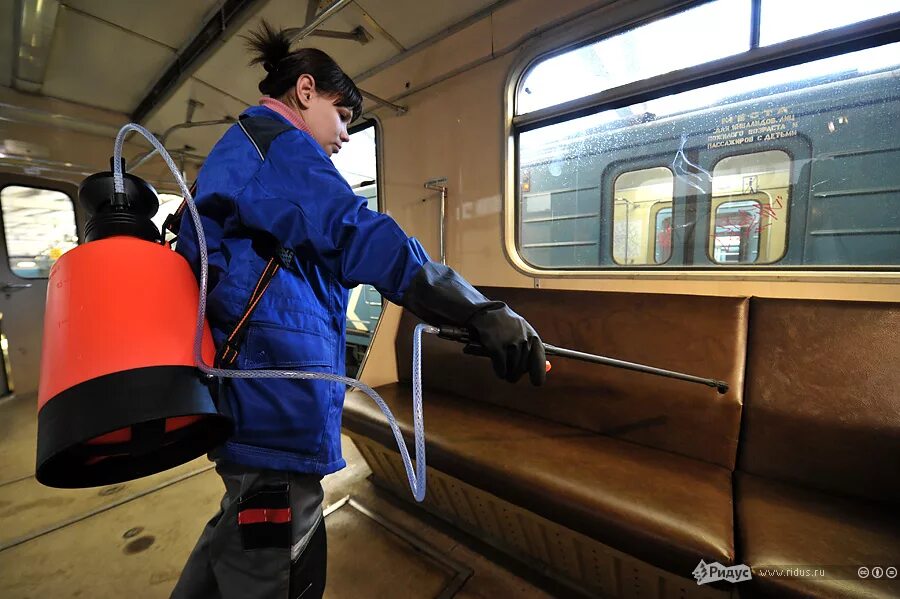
[176,105,430,474]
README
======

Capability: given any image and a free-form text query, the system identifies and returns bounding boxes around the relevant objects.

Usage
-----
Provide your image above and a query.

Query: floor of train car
[0,392,563,599]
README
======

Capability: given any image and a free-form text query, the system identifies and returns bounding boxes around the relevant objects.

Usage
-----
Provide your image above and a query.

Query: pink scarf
[259,97,314,137]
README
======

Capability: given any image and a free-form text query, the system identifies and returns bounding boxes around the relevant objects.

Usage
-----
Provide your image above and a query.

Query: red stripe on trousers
[238,507,292,525]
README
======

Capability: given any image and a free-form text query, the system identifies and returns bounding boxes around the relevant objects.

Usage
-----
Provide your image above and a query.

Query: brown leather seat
[736,298,900,598]
[736,473,900,598]
[346,288,748,579]
[343,383,735,576]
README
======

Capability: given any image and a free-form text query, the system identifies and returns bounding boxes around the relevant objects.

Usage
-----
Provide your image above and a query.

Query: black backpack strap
[215,256,279,368]
[161,181,196,240]
[214,114,297,368]
[215,242,295,368]
[162,115,297,368]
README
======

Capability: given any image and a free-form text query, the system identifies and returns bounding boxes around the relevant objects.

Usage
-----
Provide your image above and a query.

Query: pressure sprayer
[36,123,728,502]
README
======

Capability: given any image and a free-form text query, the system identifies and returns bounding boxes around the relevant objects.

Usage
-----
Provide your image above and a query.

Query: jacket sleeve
[234,130,431,304]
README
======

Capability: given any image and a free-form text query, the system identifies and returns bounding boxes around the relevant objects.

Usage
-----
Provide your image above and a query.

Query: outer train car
[520,57,900,268]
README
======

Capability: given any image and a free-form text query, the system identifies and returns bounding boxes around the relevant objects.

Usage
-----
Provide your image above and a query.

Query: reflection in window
[613,168,673,265]
[760,0,900,46]
[654,207,673,264]
[710,151,790,264]
[1,186,77,278]
[517,0,751,114]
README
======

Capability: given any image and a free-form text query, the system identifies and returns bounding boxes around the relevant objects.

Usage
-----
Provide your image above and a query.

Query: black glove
[401,262,546,386]
[465,303,546,385]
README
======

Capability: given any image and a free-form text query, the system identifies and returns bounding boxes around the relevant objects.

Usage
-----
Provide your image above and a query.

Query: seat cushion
[343,383,735,576]
[736,473,900,598]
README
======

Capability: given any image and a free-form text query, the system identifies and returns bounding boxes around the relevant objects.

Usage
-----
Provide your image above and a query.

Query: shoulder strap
[215,255,282,368]
[166,114,297,368]
[218,115,297,367]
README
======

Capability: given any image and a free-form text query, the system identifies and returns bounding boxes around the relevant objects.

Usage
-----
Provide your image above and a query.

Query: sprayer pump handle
[437,325,472,344]
[439,325,552,372]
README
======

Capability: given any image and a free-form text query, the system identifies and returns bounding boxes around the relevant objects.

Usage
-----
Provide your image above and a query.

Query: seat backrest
[396,287,748,470]
[739,298,900,503]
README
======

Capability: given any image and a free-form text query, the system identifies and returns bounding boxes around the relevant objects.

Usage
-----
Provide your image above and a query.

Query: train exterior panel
[519,64,900,269]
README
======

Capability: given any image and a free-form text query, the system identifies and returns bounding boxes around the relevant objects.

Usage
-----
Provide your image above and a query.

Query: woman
[170,21,545,599]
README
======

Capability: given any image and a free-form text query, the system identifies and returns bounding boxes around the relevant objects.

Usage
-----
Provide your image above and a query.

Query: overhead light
[16,261,37,268]
[13,0,61,93]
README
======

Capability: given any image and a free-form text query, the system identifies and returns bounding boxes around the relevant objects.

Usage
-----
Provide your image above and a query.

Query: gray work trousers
[170,461,327,599]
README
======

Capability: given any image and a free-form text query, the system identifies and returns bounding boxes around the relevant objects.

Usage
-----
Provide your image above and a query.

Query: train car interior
[0,0,898,597]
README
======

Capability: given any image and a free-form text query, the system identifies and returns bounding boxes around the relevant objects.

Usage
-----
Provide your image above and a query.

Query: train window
[709,151,790,264]
[330,120,381,376]
[1,185,77,278]
[512,2,900,270]
[612,168,674,265]
[760,0,900,46]
[517,0,751,115]
[331,120,378,203]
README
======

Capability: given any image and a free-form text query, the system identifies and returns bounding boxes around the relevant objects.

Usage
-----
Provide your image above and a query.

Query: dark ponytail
[244,20,363,121]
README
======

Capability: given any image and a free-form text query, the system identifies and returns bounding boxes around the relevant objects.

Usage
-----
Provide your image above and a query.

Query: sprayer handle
[439,326,551,372]
[437,325,472,344]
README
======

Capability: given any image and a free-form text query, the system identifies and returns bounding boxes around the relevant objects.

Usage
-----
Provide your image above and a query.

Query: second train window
[709,151,790,264]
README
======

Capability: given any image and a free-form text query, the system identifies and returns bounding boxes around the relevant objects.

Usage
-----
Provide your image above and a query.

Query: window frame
[0,179,80,281]
[503,0,900,279]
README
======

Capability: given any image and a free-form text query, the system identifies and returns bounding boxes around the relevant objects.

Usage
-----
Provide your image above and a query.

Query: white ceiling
[3,0,502,156]
[353,0,496,48]
[62,0,221,49]
[41,7,175,113]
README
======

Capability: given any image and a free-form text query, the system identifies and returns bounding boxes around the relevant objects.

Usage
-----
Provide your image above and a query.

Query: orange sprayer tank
[35,167,231,488]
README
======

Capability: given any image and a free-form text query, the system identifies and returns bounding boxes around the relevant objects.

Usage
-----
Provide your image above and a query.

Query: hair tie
[263,60,276,73]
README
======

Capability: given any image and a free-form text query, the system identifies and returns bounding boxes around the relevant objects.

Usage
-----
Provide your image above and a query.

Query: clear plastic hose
[113,124,431,502]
